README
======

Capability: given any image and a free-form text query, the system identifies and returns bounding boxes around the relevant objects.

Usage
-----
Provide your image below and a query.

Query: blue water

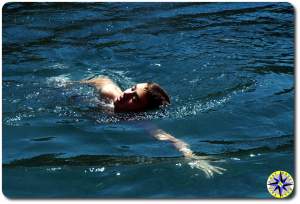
[2,2,294,198]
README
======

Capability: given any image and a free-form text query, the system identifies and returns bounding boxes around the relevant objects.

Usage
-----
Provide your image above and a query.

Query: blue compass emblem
[267,170,294,198]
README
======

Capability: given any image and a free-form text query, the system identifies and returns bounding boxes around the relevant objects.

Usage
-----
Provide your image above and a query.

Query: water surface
[2,2,294,198]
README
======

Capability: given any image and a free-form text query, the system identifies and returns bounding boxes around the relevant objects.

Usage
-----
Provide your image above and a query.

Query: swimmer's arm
[80,76,122,101]
[139,122,193,157]
[150,128,193,157]
[140,122,225,177]
[80,76,117,91]
[66,76,121,91]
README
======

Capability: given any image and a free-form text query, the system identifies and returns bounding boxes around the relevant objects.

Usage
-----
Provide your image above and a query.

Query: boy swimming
[81,76,170,112]
[81,76,225,177]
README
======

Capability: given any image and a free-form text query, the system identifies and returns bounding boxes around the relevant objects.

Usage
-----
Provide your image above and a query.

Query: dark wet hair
[144,82,170,110]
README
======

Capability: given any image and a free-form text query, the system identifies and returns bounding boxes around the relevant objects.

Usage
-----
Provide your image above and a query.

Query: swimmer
[81,76,170,112]
[81,76,225,177]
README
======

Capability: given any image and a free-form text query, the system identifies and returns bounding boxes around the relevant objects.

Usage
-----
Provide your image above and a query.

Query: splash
[47,74,71,88]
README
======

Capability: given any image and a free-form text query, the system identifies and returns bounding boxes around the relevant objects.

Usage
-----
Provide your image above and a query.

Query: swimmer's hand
[182,151,226,178]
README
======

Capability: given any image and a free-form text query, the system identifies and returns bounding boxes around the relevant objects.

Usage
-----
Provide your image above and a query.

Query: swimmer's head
[114,82,170,113]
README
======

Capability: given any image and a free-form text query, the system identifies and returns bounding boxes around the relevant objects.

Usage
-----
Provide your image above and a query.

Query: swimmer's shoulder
[82,76,114,86]
[82,76,121,93]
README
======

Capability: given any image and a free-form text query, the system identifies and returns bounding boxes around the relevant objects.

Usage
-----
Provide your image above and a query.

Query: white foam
[47,74,71,88]
[46,167,62,172]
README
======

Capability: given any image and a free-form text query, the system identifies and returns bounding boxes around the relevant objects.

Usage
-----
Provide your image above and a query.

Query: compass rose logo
[267,170,294,198]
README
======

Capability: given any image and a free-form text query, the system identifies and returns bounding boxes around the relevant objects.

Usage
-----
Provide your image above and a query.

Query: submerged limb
[186,154,226,178]
[147,127,226,178]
